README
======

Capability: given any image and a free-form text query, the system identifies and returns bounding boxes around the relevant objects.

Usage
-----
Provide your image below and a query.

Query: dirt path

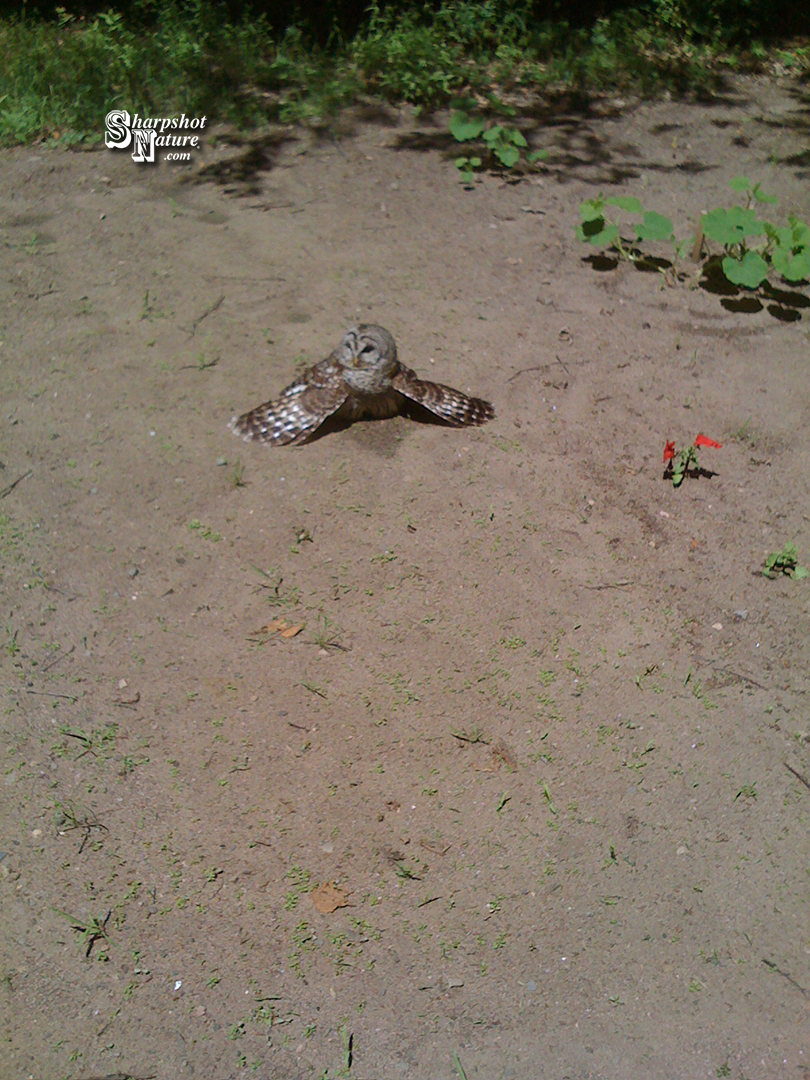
[1,74,809,1080]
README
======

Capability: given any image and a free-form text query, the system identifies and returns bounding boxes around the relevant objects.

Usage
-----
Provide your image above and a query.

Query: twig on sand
[0,469,32,498]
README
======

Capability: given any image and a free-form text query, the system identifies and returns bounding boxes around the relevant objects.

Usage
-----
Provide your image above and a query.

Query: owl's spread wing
[391,365,495,427]
[230,355,350,445]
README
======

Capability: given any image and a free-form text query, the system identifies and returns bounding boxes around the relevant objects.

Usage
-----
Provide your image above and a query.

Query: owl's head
[338,324,397,376]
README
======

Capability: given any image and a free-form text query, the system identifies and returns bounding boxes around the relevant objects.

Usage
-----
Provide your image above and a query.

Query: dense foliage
[0,1,807,144]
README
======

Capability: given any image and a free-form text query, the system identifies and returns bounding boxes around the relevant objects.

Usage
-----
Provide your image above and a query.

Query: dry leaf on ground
[310,882,350,913]
[248,619,304,641]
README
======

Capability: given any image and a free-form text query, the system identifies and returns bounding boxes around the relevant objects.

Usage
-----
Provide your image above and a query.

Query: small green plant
[449,110,546,185]
[53,908,111,958]
[663,434,723,487]
[4,627,19,656]
[702,177,809,287]
[188,519,222,542]
[394,859,421,880]
[577,193,679,261]
[55,802,108,853]
[763,542,808,579]
[231,459,246,488]
[195,348,219,371]
[57,721,118,760]
[576,178,810,293]
[734,782,757,801]
[454,151,483,185]
[311,613,344,651]
[140,290,163,321]
[450,724,488,744]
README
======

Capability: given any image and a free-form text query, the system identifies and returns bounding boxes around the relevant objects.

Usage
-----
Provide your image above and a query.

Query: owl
[229,324,495,446]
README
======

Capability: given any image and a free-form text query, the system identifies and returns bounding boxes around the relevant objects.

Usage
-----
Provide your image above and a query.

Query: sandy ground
[1,73,809,1080]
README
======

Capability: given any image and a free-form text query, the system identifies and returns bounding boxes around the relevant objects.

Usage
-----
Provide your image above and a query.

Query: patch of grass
[140,289,168,323]
[0,3,277,145]
[188,518,222,542]
[56,722,118,761]
[310,613,344,651]
[4,627,20,657]
[450,724,488,744]
[52,907,112,959]
[194,347,219,371]
[230,458,246,489]
[54,801,109,853]
[394,859,422,881]
[734,781,757,801]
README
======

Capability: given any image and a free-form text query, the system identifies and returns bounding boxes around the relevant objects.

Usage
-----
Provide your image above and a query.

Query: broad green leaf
[579,198,605,222]
[469,156,482,168]
[494,144,520,168]
[722,250,769,288]
[527,149,548,163]
[575,222,619,246]
[722,250,770,287]
[795,566,809,579]
[787,216,810,248]
[508,129,528,148]
[729,176,752,191]
[635,211,674,242]
[765,222,792,248]
[702,206,767,246]
[454,156,470,168]
[771,247,810,282]
[482,125,504,146]
[449,112,486,142]
[605,195,643,213]
[752,183,778,205]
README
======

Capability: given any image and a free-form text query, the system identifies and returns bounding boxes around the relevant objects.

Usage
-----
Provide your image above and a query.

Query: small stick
[784,762,810,792]
[185,293,225,337]
[43,644,75,672]
[761,957,809,998]
[507,365,543,383]
[0,469,32,498]
[25,689,78,702]
[583,580,633,590]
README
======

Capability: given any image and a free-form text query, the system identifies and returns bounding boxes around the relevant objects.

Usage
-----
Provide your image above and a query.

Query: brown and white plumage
[229,324,494,446]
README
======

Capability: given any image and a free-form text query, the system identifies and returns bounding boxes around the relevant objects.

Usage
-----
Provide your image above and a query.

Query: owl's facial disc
[339,325,396,380]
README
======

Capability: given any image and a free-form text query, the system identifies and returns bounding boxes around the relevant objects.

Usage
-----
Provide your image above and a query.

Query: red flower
[663,440,676,463]
[694,434,722,449]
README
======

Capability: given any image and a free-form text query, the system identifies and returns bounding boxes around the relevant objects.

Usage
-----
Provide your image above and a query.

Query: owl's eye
[359,344,376,356]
